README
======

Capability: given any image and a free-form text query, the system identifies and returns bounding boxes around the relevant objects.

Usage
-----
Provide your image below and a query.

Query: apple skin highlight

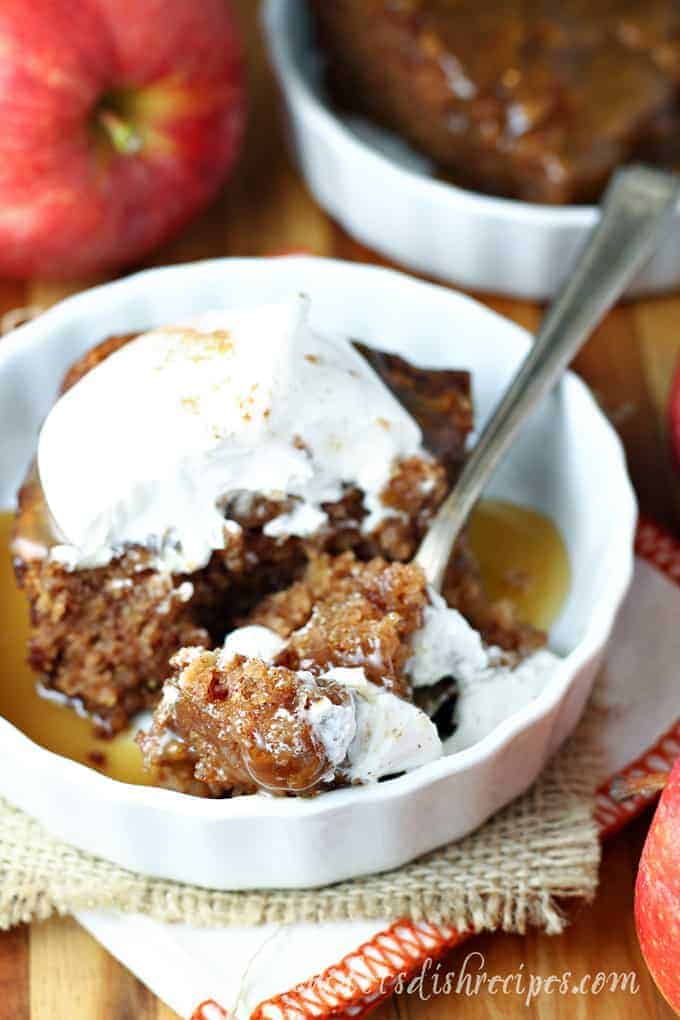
[0,0,246,278]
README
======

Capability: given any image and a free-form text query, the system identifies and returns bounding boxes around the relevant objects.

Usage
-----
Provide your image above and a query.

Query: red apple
[670,355,680,472]
[635,756,680,1014]
[0,0,245,278]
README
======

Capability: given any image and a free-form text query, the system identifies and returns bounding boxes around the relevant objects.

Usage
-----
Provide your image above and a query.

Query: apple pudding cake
[313,0,680,204]
[139,549,556,797]
[12,295,557,795]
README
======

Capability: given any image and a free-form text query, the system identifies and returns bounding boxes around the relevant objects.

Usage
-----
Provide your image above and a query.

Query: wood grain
[1,0,679,1017]
[28,918,155,1020]
[0,927,29,1020]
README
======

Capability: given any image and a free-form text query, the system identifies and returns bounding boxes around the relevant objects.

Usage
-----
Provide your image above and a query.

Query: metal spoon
[415,165,680,592]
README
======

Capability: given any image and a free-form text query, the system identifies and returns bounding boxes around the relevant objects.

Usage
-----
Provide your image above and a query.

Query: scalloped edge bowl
[263,0,680,300]
[0,256,635,888]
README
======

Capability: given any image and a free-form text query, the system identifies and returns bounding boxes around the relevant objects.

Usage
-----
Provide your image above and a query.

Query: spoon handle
[415,164,680,591]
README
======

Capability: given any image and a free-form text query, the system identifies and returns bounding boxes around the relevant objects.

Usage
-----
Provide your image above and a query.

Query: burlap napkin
[0,703,601,936]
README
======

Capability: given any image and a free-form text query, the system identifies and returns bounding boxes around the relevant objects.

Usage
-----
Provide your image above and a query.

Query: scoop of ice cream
[321,667,442,783]
[38,295,424,572]
[407,589,489,687]
[443,649,560,753]
[299,665,442,783]
[406,590,561,752]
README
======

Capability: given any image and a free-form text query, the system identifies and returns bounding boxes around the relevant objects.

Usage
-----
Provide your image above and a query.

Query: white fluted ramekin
[0,257,635,889]
[263,0,680,300]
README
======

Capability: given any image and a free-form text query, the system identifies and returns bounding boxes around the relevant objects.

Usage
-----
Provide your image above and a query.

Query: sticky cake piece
[139,651,357,796]
[141,553,431,796]
[15,548,208,735]
[140,549,547,797]
[247,551,429,696]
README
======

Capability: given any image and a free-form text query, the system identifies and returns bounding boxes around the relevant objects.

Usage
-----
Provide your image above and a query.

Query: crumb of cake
[247,551,429,696]
[375,456,447,560]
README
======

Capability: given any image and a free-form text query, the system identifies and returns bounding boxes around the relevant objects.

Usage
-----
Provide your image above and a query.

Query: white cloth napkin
[77,552,680,1019]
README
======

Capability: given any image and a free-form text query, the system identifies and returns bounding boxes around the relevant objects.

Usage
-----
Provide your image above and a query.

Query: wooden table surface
[1,3,678,1018]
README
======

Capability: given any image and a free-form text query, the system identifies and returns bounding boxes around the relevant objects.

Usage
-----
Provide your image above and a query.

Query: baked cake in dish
[12,297,468,735]
[13,294,557,795]
[313,0,680,204]
[140,550,557,797]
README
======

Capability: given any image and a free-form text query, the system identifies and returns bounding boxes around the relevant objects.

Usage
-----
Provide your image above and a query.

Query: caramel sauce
[0,502,570,786]
[467,500,571,633]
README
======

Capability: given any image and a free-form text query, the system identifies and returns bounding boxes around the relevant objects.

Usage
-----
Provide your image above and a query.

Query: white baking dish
[263,0,680,301]
[0,256,635,889]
